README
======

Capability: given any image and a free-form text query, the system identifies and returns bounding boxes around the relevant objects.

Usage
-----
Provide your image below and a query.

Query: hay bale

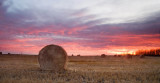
[101,54,106,58]
[77,54,80,56]
[114,55,117,57]
[118,55,122,57]
[0,52,2,55]
[125,54,132,59]
[38,44,68,71]
[139,55,145,58]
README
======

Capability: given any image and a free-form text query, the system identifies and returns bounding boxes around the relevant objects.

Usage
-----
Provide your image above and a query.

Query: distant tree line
[136,48,160,57]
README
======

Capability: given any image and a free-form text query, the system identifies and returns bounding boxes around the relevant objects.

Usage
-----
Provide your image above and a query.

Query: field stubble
[0,55,160,83]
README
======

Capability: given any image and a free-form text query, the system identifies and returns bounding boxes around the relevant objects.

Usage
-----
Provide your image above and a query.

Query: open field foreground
[0,55,160,83]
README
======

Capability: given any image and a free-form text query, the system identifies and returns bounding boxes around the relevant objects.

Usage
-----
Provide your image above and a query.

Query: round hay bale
[139,55,145,58]
[0,52,2,55]
[114,55,117,57]
[125,54,132,59]
[38,44,68,71]
[77,54,80,56]
[118,55,122,57]
[101,54,106,58]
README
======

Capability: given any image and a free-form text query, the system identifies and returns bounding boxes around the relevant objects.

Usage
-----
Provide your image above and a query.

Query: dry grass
[0,55,160,83]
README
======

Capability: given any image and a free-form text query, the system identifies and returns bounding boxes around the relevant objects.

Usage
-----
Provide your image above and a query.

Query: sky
[0,0,160,55]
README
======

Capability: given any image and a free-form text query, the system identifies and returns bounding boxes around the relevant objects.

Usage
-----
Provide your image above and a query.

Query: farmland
[0,55,160,83]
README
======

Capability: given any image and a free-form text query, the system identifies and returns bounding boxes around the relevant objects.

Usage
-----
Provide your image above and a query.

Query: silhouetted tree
[136,48,160,57]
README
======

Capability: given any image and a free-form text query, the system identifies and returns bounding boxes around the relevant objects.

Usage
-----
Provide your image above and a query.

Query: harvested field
[0,55,160,83]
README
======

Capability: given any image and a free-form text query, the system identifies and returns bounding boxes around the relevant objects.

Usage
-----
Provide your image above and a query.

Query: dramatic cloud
[0,0,160,55]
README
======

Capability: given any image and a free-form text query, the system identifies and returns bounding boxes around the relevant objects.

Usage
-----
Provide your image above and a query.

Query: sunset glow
[0,0,160,55]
